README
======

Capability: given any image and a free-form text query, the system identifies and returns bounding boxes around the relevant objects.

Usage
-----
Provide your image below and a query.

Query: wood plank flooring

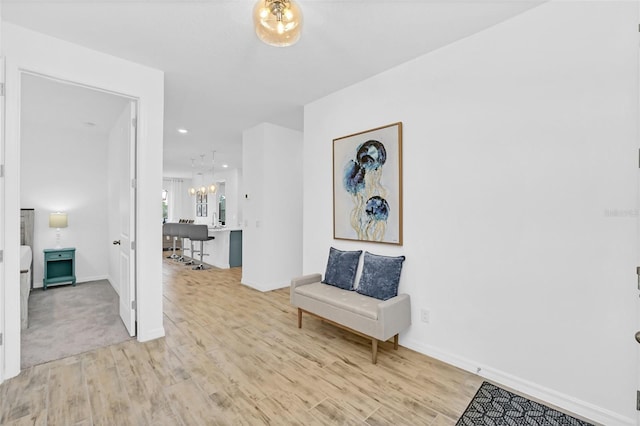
[1,257,484,425]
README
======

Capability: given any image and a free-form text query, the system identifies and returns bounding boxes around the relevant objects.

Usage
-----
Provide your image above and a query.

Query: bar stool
[163,223,179,259]
[188,224,215,270]
[176,223,192,263]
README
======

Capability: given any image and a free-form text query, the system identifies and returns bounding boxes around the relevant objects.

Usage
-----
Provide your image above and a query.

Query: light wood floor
[0,257,485,425]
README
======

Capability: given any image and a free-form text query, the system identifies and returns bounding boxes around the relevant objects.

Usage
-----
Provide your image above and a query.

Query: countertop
[207,226,242,232]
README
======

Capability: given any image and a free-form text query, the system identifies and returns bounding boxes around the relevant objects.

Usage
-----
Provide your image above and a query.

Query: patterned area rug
[457,382,594,426]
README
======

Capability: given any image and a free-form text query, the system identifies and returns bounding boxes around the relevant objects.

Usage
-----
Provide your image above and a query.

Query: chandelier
[253,0,303,47]
[188,158,198,196]
[188,152,218,196]
[207,151,217,194]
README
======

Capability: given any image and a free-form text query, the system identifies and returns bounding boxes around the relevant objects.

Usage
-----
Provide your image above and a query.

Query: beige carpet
[21,280,133,368]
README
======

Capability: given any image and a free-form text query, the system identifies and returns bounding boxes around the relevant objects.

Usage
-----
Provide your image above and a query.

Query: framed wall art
[333,122,403,245]
[196,192,208,217]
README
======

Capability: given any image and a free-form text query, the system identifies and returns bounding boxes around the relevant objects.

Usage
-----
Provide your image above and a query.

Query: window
[162,189,168,221]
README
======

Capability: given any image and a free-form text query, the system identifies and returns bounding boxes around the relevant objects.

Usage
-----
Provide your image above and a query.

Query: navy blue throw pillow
[356,252,406,300]
[322,247,362,290]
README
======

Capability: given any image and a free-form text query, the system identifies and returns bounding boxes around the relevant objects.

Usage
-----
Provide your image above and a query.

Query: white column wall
[303,2,637,424]
[242,124,267,288]
[242,123,303,291]
[0,3,5,384]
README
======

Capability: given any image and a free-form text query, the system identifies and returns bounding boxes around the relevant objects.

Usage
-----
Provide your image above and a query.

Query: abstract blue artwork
[333,122,403,245]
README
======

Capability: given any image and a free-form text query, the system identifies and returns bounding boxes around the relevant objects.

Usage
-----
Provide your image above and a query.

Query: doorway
[18,73,137,366]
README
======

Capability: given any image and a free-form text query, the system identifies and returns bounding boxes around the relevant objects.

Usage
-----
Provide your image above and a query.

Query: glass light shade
[208,183,217,194]
[188,187,197,196]
[253,0,302,47]
[49,212,68,228]
[199,186,207,194]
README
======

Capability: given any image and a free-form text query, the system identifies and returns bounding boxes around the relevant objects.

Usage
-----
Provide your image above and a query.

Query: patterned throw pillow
[322,247,362,290]
[356,252,406,300]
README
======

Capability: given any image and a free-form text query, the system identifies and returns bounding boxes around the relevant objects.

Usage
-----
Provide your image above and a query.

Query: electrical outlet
[420,309,430,323]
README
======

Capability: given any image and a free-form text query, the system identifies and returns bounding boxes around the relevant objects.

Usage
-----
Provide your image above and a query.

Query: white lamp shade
[49,212,68,228]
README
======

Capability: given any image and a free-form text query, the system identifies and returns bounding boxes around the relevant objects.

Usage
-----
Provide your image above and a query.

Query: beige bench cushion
[295,282,379,320]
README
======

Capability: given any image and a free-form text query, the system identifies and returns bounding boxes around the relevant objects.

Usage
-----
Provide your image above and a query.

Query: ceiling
[21,73,129,135]
[3,0,544,177]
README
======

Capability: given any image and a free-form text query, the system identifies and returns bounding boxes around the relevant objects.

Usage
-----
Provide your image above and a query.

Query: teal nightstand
[43,248,76,290]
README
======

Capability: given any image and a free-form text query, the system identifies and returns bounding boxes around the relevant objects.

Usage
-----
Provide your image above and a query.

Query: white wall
[21,123,110,286]
[2,23,165,380]
[213,168,241,228]
[303,2,637,425]
[243,123,303,291]
[237,170,244,228]
[0,5,4,385]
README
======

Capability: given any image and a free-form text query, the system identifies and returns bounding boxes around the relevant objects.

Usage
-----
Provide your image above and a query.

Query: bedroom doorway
[18,72,137,366]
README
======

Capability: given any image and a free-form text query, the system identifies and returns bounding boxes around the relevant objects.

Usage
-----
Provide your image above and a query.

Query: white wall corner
[240,278,289,293]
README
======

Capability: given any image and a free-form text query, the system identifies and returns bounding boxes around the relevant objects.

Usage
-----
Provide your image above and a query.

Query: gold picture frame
[333,122,403,245]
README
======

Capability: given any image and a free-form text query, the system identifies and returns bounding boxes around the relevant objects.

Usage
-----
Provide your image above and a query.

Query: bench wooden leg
[297,308,302,328]
[394,334,399,350]
[372,339,378,364]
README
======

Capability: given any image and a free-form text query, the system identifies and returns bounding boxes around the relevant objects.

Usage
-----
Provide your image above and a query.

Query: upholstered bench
[290,248,411,363]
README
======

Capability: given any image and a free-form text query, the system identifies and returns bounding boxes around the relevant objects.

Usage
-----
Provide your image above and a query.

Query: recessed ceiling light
[222,164,228,168]
[177,128,189,134]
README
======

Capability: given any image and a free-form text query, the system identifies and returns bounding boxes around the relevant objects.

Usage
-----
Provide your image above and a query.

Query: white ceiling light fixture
[253,0,303,47]
[177,128,189,134]
[188,158,197,196]
[208,150,217,194]
[197,154,207,194]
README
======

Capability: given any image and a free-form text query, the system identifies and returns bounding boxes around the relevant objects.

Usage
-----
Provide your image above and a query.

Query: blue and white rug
[457,382,594,426]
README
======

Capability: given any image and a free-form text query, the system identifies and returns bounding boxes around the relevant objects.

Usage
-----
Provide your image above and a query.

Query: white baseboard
[204,261,230,269]
[32,274,109,288]
[402,338,633,426]
[105,275,119,295]
[137,326,165,342]
[77,275,109,284]
[240,278,288,292]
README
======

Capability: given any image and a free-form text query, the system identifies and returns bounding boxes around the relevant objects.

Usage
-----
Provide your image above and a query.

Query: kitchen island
[200,227,242,269]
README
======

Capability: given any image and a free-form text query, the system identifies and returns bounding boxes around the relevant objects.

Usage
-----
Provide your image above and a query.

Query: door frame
[1,27,165,384]
[2,68,139,378]
[119,101,138,336]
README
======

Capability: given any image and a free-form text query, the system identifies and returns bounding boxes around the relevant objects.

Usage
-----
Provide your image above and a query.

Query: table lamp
[49,212,68,249]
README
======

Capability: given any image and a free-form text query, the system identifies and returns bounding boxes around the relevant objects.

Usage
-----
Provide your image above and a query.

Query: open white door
[118,102,136,336]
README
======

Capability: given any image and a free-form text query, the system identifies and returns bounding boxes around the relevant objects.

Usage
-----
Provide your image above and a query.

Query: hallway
[2,259,482,425]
